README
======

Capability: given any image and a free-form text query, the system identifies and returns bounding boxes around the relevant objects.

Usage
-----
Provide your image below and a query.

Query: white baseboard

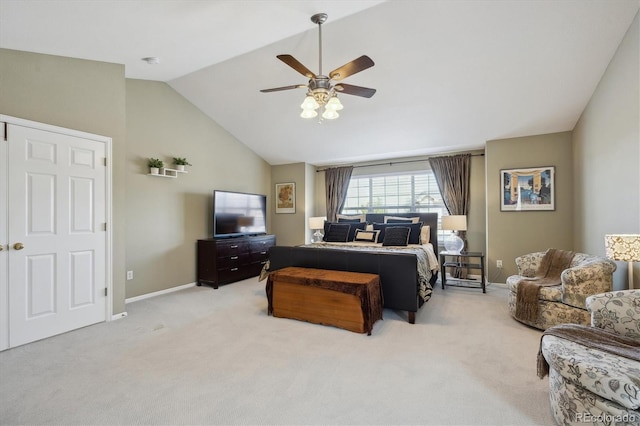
[111,311,128,321]
[125,282,197,304]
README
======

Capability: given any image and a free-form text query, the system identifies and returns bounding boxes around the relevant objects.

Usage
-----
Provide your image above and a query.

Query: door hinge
[104,288,108,297]
[3,122,6,141]
[102,223,107,231]
[103,157,107,166]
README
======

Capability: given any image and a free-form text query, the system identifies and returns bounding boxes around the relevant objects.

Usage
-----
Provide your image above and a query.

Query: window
[342,171,448,239]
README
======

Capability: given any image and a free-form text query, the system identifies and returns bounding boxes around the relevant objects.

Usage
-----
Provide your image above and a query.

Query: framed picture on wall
[275,182,295,213]
[500,166,555,211]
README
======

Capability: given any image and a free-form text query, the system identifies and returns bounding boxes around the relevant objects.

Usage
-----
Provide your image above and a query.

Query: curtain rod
[315,152,484,172]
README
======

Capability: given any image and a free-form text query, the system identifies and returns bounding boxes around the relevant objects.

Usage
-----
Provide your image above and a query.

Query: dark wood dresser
[197,234,275,288]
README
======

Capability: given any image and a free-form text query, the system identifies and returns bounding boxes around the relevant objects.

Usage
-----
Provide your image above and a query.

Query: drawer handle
[260,251,267,255]
[230,245,238,249]
[231,267,238,271]
[231,256,239,260]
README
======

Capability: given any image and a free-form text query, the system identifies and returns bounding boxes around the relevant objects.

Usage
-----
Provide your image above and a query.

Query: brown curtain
[429,154,471,277]
[325,166,353,222]
[429,154,471,219]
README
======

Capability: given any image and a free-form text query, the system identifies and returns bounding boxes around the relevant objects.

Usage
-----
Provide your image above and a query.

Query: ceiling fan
[260,13,376,120]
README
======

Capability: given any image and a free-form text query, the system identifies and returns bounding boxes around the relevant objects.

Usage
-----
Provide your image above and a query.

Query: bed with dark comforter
[267,213,439,323]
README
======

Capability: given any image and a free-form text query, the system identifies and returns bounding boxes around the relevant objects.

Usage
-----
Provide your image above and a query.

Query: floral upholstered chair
[540,290,640,425]
[507,251,616,330]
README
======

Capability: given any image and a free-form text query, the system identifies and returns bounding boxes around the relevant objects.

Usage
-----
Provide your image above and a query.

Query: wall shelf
[148,168,188,179]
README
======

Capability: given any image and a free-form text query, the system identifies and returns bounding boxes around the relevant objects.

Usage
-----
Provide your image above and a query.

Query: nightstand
[439,251,486,293]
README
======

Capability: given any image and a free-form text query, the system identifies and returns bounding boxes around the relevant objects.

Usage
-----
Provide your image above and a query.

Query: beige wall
[125,79,271,298]
[485,132,574,280]
[573,12,639,290]
[0,48,128,315]
[271,163,308,246]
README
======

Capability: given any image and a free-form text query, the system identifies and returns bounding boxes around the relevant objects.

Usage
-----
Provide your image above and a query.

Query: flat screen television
[213,190,267,238]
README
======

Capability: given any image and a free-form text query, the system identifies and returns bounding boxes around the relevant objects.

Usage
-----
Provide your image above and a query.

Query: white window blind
[342,171,447,220]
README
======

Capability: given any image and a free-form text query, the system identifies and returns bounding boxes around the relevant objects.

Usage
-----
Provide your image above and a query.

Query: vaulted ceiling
[1,0,638,166]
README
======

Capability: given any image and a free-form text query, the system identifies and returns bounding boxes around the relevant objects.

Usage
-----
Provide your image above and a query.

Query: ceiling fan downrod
[311,13,328,77]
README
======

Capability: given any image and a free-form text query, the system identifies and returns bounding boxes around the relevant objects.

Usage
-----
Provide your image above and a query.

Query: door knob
[13,243,24,250]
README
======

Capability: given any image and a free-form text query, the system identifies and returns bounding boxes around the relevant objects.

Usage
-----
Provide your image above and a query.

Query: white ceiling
[1,0,638,166]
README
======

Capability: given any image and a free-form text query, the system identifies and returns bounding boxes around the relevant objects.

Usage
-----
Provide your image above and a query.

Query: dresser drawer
[250,250,269,263]
[218,253,247,267]
[216,240,249,257]
[250,235,275,252]
[218,266,249,284]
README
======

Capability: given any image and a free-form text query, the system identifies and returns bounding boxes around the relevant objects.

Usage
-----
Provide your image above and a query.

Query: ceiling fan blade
[329,55,375,81]
[260,84,307,93]
[277,55,316,79]
[334,83,376,98]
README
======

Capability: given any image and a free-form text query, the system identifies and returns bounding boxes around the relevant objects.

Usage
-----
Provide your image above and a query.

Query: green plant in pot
[148,158,164,174]
[173,157,192,172]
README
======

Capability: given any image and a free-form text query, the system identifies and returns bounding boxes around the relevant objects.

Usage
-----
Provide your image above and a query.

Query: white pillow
[384,215,420,223]
[336,214,365,222]
[354,229,380,243]
[420,225,431,244]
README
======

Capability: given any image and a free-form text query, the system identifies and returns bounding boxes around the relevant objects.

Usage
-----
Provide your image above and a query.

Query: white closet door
[0,124,8,351]
[7,124,107,347]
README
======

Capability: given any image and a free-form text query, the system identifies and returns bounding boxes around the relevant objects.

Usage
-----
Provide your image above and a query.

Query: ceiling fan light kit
[261,12,376,121]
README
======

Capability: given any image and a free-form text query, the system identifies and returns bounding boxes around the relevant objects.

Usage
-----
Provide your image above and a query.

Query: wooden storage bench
[266,267,383,335]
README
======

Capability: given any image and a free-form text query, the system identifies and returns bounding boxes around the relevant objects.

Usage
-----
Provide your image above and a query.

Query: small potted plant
[148,158,164,175]
[173,157,192,172]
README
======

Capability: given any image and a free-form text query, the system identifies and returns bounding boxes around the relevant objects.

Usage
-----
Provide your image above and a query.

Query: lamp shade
[309,216,326,230]
[441,215,467,231]
[604,234,640,261]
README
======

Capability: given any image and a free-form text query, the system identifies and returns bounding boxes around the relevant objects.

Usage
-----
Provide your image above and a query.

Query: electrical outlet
[496,260,503,268]
[126,270,133,280]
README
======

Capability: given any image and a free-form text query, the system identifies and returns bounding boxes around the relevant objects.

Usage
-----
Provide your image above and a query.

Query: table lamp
[605,234,640,289]
[309,216,326,243]
[442,215,467,253]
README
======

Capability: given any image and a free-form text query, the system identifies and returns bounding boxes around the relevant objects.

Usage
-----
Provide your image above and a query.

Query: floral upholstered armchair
[507,251,616,330]
[540,290,640,425]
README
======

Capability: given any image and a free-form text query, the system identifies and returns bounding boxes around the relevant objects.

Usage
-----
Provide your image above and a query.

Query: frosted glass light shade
[300,109,318,118]
[322,109,339,120]
[325,96,343,111]
[301,95,320,110]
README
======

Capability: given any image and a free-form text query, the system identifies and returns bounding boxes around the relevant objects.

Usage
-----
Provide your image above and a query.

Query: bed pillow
[337,214,365,222]
[347,222,367,241]
[354,229,380,243]
[407,222,423,245]
[374,222,422,244]
[382,227,410,246]
[323,221,366,241]
[324,223,351,242]
[420,225,431,244]
[372,223,390,241]
[384,216,420,224]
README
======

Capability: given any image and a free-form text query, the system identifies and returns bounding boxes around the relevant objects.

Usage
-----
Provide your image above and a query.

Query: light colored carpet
[0,278,553,425]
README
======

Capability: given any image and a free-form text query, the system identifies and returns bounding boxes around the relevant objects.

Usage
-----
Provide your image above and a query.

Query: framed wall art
[275,182,295,213]
[501,166,555,211]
